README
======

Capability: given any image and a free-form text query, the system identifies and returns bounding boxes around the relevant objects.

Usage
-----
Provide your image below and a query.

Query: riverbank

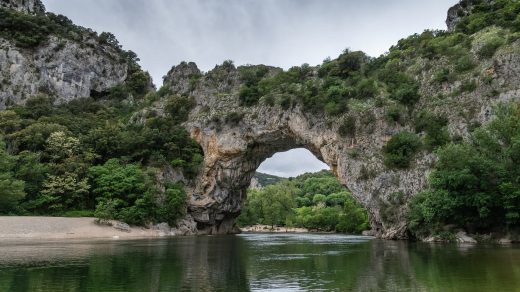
[240,224,320,233]
[0,216,169,240]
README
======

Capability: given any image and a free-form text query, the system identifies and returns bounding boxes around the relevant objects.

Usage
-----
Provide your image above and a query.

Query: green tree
[383,132,422,169]
[0,137,25,213]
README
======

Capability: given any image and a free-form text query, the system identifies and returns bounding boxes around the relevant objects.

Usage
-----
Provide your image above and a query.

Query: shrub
[225,111,244,126]
[383,132,422,169]
[165,95,195,123]
[390,82,421,106]
[433,68,454,84]
[454,55,475,72]
[478,37,505,59]
[239,85,260,106]
[385,105,403,123]
[414,112,450,150]
[278,95,292,110]
[338,116,356,138]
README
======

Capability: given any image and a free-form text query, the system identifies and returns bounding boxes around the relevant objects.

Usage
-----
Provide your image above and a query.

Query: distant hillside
[251,172,285,187]
[251,170,335,189]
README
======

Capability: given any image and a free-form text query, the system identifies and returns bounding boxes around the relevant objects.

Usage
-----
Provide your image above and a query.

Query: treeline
[237,170,369,234]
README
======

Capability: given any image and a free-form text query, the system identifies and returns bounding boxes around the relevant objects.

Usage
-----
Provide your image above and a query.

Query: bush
[478,37,505,59]
[385,105,403,123]
[225,112,244,126]
[414,112,450,150]
[383,132,422,169]
[390,82,421,106]
[165,95,195,123]
[239,85,260,106]
[432,68,454,84]
[455,55,475,72]
[338,116,356,138]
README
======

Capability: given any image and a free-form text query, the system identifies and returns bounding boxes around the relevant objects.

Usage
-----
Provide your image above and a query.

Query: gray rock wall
[0,36,128,109]
[0,0,45,14]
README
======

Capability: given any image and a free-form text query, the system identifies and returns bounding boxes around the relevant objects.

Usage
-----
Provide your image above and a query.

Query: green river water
[0,233,519,291]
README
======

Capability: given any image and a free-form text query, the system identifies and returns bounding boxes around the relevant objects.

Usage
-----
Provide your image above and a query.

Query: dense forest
[238,170,369,234]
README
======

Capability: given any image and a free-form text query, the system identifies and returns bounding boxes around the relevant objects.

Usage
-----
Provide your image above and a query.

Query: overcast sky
[43,0,456,177]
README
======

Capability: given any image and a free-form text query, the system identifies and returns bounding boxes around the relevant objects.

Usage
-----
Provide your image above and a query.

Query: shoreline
[239,224,331,234]
[0,216,170,241]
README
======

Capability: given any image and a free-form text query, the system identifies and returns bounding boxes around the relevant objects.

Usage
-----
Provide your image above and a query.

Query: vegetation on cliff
[408,103,520,237]
[237,170,369,234]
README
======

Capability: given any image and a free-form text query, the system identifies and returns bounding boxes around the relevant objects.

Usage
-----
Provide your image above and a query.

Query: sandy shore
[0,216,167,240]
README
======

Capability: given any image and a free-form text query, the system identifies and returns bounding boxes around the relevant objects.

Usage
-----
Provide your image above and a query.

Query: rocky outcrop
[446,0,493,32]
[0,0,44,14]
[0,1,140,109]
[162,34,520,238]
[0,37,129,109]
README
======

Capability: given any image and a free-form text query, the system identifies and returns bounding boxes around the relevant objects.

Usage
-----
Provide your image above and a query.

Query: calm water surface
[0,233,519,291]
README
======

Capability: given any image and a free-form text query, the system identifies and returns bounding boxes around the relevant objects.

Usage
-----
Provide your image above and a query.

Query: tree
[0,136,25,213]
[383,132,422,169]
[37,173,90,212]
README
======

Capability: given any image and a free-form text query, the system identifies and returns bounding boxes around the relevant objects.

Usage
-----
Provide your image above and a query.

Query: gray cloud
[43,0,456,85]
[42,0,457,177]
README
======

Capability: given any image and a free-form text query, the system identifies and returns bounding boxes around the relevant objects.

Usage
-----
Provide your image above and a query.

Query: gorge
[1,0,519,240]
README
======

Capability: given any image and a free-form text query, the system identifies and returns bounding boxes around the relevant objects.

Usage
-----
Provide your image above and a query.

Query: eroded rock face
[0,0,45,14]
[0,37,129,108]
[0,2,131,109]
[163,37,520,238]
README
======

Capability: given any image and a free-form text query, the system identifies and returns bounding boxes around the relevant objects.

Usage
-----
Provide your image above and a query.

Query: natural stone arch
[164,62,436,239]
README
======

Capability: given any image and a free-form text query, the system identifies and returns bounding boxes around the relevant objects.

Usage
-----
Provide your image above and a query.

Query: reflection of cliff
[352,240,427,291]
[175,236,250,291]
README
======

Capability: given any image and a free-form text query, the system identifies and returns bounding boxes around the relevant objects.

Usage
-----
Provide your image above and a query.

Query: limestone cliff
[0,0,150,109]
[160,0,520,238]
[0,0,44,14]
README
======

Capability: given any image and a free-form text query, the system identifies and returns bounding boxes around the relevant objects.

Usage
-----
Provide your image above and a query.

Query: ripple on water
[238,232,374,245]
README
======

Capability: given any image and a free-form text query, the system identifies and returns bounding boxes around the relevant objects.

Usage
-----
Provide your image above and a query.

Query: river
[0,233,519,291]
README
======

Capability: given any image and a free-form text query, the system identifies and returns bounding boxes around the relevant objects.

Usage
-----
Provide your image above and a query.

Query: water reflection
[0,235,519,291]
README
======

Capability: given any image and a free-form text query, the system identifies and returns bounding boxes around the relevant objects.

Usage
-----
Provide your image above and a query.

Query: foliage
[414,111,450,150]
[408,103,520,236]
[0,91,201,224]
[454,0,520,34]
[90,159,187,225]
[477,36,505,58]
[237,170,368,234]
[383,132,422,169]
[338,116,356,138]
[0,137,25,214]
[165,95,195,123]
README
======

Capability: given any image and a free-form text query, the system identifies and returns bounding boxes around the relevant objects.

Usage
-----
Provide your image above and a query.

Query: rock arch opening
[239,148,369,234]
